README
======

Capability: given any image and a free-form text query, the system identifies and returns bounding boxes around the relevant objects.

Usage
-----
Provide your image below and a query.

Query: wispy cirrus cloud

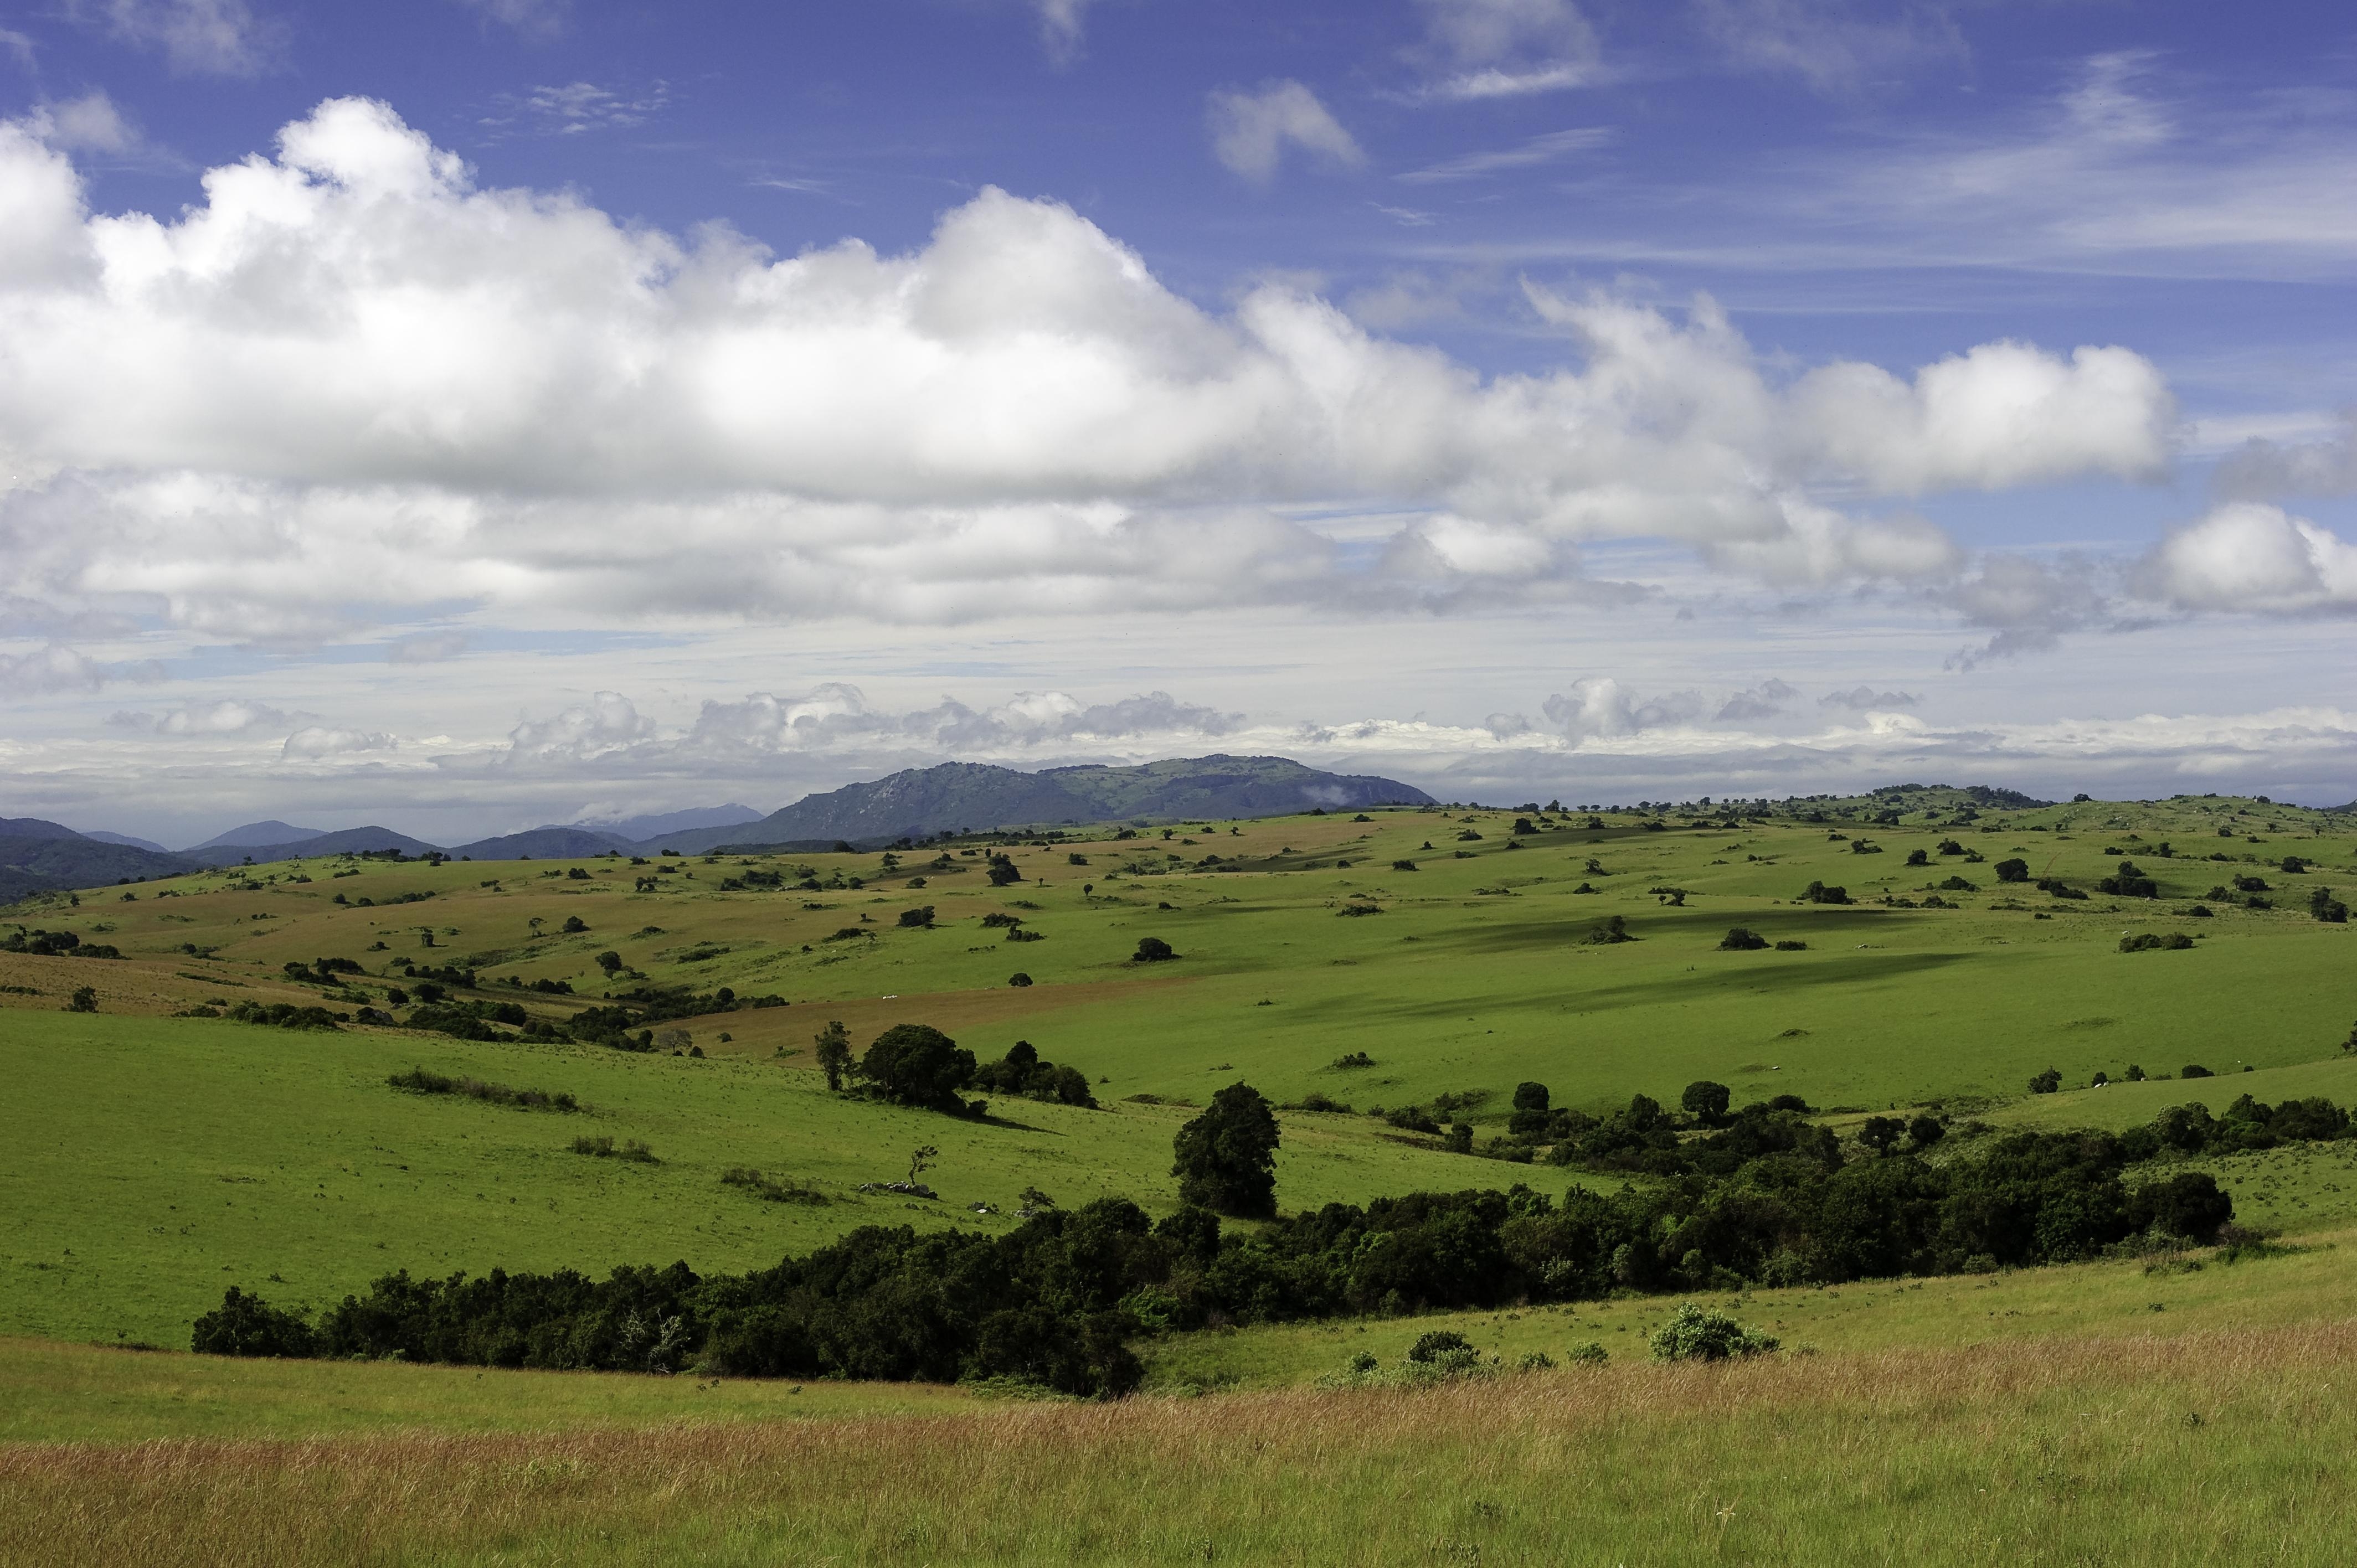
[1406,0,1604,101]
[1397,126,1612,184]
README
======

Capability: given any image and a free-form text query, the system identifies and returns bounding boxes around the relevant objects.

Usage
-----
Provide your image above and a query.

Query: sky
[1,0,2354,846]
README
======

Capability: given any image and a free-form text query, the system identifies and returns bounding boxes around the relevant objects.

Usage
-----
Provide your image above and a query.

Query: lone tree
[855,1023,980,1115]
[813,1019,852,1091]
[1133,936,1177,962]
[1681,1080,1731,1125]
[594,950,623,977]
[1172,1082,1280,1218]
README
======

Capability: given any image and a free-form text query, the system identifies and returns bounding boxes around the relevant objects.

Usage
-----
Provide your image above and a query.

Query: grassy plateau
[3,786,2354,1562]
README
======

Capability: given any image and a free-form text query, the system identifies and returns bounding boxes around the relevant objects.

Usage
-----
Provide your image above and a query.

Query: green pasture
[3,792,2354,1352]
[1140,1224,2357,1395]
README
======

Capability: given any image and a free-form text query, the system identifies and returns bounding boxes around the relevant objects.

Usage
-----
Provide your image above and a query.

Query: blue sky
[2,1,2354,843]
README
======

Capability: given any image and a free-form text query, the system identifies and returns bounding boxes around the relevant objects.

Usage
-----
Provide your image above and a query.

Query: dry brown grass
[8,1322,2356,1566]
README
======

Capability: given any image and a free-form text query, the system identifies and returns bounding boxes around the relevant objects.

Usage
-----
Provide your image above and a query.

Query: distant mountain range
[637,756,1438,853]
[0,757,1433,896]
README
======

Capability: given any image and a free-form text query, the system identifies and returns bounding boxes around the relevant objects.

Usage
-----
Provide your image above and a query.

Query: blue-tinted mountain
[182,827,442,866]
[640,755,1436,853]
[186,821,326,852]
[0,817,199,902]
[450,827,632,860]
[575,804,761,840]
[79,829,170,853]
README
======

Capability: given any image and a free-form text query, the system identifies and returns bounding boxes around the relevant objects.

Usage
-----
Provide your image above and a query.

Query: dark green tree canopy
[856,1023,980,1115]
[1172,1081,1280,1218]
[1681,1081,1731,1124]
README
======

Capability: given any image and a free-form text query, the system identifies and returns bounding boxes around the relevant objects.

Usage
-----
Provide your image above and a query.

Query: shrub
[1407,1330,1473,1363]
[65,986,97,1013]
[1994,858,2030,883]
[228,1000,343,1030]
[1008,972,1033,987]
[387,1067,578,1112]
[1773,939,1808,951]
[562,915,588,933]
[2029,1067,2062,1094]
[1332,1051,1375,1069]
[1391,859,1419,871]
[720,1167,829,1205]
[1799,881,1851,905]
[1565,1340,1609,1366]
[1648,1303,1778,1361]
[1588,915,1634,944]
[1133,936,1177,962]
[2097,861,2159,898]
[897,905,936,929]
[2119,932,2195,952]
[1718,927,1768,951]
[570,1134,658,1163]
[2182,1064,2214,1079]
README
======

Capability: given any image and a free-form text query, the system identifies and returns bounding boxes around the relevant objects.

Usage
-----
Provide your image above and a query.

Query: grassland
[7,1321,2356,1565]
[4,789,2356,1563]
[3,791,2353,1348]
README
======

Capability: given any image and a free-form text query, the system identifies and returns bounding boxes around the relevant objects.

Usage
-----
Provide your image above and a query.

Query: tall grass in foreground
[7,1323,2355,1566]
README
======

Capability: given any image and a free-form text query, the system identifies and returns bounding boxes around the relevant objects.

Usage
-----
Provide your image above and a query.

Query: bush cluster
[971,1040,1098,1107]
[2,927,120,960]
[387,1067,579,1112]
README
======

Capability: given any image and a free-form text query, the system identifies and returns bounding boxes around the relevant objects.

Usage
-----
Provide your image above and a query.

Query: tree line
[191,1085,2339,1396]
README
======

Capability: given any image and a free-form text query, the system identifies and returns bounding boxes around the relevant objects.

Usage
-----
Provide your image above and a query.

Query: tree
[1908,1115,1945,1147]
[562,915,588,933]
[906,1144,939,1185]
[1171,1082,1280,1218]
[1994,858,2030,883]
[594,950,622,977]
[1680,1081,1731,1125]
[191,1287,315,1359]
[855,1023,979,1115]
[985,853,1023,887]
[897,905,935,929]
[2131,1171,2233,1242]
[1859,1115,1905,1154]
[65,985,97,1014]
[2029,1067,2062,1094]
[813,1020,852,1092]
[1133,936,1177,962]
[1717,927,1767,951]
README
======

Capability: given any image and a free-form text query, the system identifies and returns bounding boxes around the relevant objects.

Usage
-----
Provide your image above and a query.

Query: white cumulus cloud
[2135,503,2357,615]
[0,97,2190,648]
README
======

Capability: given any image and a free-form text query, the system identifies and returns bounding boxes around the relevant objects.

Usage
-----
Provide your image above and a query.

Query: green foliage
[855,1024,981,1116]
[189,1286,315,1359]
[1649,1303,1779,1361]
[1172,1083,1279,1218]
[388,1067,579,1112]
